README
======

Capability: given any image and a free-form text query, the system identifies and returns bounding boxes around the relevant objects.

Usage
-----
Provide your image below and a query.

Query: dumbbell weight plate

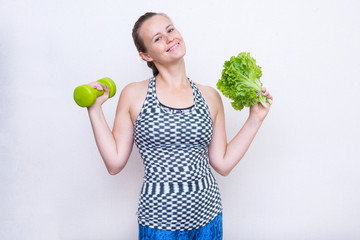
[97,77,116,98]
[73,84,98,107]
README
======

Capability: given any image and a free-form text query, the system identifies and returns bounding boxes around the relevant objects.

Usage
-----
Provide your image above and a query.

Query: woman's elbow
[212,165,231,177]
[105,156,128,175]
[108,169,120,175]
[218,168,231,177]
[106,164,125,175]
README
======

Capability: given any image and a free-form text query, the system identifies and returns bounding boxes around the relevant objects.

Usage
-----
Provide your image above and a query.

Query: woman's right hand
[88,81,110,109]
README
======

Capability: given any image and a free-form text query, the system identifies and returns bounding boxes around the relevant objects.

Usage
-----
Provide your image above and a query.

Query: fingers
[103,84,110,96]
[261,87,273,100]
[89,82,102,91]
[256,86,273,101]
[89,82,109,98]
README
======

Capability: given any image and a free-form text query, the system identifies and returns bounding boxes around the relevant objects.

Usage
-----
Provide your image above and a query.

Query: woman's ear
[139,52,153,62]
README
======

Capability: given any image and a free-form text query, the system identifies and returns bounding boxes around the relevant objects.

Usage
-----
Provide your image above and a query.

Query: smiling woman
[85,12,273,240]
[133,12,187,77]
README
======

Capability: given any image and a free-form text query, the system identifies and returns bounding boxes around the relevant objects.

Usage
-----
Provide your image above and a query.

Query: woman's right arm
[87,83,135,175]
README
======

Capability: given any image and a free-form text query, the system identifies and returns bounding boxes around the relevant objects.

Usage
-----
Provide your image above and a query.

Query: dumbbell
[73,77,117,107]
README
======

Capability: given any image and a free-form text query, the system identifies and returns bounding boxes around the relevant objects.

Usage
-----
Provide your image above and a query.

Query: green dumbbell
[73,77,117,107]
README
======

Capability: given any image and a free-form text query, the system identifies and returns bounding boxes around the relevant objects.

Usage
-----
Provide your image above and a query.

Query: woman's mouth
[167,43,180,52]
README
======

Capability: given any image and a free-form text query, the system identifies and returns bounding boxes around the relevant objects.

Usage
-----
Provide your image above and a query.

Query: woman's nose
[165,34,174,43]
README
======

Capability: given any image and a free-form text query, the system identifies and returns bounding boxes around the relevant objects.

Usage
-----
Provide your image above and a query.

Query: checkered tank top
[134,77,223,231]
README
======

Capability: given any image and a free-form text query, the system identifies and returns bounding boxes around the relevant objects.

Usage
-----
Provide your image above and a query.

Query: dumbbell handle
[73,77,116,107]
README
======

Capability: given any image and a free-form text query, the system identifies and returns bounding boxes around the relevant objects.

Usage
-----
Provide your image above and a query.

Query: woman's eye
[155,37,161,42]
[168,28,174,33]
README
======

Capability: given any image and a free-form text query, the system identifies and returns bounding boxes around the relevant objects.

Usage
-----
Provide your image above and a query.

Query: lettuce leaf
[216,52,272,111]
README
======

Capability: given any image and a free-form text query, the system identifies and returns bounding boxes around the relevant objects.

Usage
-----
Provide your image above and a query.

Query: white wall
[1,0,360,239]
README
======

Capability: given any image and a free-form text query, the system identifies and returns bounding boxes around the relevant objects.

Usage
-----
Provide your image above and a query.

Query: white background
[1,0,360,239]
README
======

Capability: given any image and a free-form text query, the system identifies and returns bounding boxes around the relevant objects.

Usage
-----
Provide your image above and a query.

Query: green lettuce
[216,52,272,111]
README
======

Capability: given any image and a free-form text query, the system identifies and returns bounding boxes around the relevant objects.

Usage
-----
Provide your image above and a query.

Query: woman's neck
[155,58,188,88]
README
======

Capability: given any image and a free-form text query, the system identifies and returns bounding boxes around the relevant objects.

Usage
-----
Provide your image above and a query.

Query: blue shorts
[138,212,223,240]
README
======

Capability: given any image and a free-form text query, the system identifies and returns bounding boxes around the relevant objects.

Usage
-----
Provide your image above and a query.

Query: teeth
[168,43,179,52]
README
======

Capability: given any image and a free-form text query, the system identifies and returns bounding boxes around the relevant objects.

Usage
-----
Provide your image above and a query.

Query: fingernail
[104,84,108,89]
[256,91,260,96]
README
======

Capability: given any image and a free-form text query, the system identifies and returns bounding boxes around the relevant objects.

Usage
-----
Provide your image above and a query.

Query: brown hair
[132,12,170,77]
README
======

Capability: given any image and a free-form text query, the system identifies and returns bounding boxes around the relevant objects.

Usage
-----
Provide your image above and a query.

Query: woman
[87,12,272,239]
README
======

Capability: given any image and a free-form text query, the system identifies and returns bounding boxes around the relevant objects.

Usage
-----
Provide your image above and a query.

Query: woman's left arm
[205,86,273,176]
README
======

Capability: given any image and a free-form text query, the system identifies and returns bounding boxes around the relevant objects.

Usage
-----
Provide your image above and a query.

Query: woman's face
[138,15,186,65]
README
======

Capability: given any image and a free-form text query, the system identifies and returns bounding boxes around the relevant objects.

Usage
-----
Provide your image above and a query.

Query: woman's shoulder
[194,82,223,119]
[122,79,149,94]
[195,82,222,103]
[119,79,150,102]
[118,78,151,123]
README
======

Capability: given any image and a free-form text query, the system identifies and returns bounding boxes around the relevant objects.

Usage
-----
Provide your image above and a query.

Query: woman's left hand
[249,87,273,123]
